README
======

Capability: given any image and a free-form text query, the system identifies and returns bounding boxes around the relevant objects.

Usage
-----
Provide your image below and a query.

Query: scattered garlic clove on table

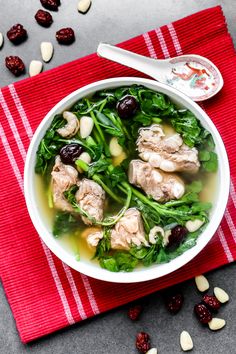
[208,318,226,331]
[195,275,209,292]
[146,349,158,354]
[29,60,43,77]
[41,42,54,62]
[0,32,4,49]
[78,0,92,14]
[214,287,229,303]
[180,331,193,351]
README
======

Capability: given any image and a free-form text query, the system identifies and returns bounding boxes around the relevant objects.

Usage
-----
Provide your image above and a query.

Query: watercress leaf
[100,257,119,272]
[202,152,218,172]
[199,150,211,161]
[186,180,203,193]
[53,212,79,237]
[114,252,138,272]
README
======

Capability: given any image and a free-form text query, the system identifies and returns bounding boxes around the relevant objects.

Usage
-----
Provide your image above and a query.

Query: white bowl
[24,77,230,283]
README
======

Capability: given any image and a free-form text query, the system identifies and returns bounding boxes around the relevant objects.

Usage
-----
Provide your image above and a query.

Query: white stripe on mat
[9,84,99,317]
[0,124,24,192]
[62,263,87,320]
[0,90,26,161]
[217,226,234,263]
[80,273,100,315]
[230,180,236,209]
[224,208,236,243]
[0,123,75,324]
[155,28,170,58]
[167,23,183,55]
[142,32,157,59]
[9,84,33,140]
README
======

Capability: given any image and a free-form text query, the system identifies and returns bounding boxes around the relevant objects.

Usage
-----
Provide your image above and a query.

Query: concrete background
[0,0,235,353]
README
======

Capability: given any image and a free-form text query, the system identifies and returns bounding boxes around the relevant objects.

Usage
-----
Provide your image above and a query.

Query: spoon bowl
[97,43,223,101]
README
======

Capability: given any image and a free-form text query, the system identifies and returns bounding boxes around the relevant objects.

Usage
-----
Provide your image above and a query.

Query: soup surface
[35,85,218,272]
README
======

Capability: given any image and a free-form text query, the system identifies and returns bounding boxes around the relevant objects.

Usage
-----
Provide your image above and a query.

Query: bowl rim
[24,77,230,283]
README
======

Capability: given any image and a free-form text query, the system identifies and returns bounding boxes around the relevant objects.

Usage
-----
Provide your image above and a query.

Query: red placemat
[0,6,236,343]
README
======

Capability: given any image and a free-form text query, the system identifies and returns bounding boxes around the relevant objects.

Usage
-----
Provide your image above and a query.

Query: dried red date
[194,303,212,324]
[56,28,75,44]
[165,292,184,314]
[7,24,27,44]
[136,332,151,353]
[35,9,53,27]
[40,0,60,11]
[167,225,188,248]
[202,294,221,312]
[5,56,25,76]
[128,305,142,321]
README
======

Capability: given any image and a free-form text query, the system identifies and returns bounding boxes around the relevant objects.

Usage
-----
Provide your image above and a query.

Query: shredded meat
[51,156,78,212]
[137,124,200,173]
[129,159,185,202]
[110,208,148,250]
[75,179,105,225]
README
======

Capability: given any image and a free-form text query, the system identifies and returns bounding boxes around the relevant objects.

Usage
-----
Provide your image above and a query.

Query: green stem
[93,174,123,204]
[76,160,123,204]
[122,182,191,218]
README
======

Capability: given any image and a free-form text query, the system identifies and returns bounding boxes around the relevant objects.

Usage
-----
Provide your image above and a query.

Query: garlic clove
[80,116,94,138]
[29,60,43,77]
[78,0,92,13]
[41,42,54,63]
[195,275,209,292]
[208,318,226,331]
[0,32,4,49]
[214,287,229,303]
[180,330,193,351]
[146,349,158,354]
[185,219,204,232]
[109,137,123,157]
[76,152,91,173]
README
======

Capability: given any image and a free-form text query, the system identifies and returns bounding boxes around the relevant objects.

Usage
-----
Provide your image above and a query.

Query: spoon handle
[97,43,166,81]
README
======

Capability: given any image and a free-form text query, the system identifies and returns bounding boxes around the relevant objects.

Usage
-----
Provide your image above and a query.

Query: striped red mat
[0,5,236,343]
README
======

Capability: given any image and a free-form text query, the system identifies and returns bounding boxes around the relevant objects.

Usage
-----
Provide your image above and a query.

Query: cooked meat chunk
[87,231,103,248]
[51,156,78,212]
[110,208,148,250]
[75,179,105,225]
[129,160,185,202]
[137,124,200,173]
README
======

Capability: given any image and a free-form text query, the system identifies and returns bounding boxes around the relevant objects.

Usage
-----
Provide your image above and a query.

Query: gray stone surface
[0,0,235,353]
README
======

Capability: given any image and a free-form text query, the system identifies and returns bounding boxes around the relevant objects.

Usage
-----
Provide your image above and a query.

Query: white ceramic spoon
[97,43,223,102]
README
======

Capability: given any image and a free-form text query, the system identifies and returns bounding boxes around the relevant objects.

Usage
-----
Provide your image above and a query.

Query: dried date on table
[56,28,75,44]
[5,56,25,76]
[40,0,60,11]
[7,24,27,44]
[35,9,53,27]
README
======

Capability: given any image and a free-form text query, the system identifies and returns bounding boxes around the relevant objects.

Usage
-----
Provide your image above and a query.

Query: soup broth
[35,85,218,272]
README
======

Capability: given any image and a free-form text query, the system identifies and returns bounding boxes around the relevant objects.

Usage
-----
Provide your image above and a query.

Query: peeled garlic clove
[41,42,53,62]
[208,318,226,331]
[180,331,193,351]
[185,219,204,232]
[146,349,158,354]
[0,32,4,49]
[78,0,92,13]
[80,116,94,138]
[76,152,91,172]
[29,60,43,77]
[195,275,209,292]
[109,137,123,157]
[214,287,229,303]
